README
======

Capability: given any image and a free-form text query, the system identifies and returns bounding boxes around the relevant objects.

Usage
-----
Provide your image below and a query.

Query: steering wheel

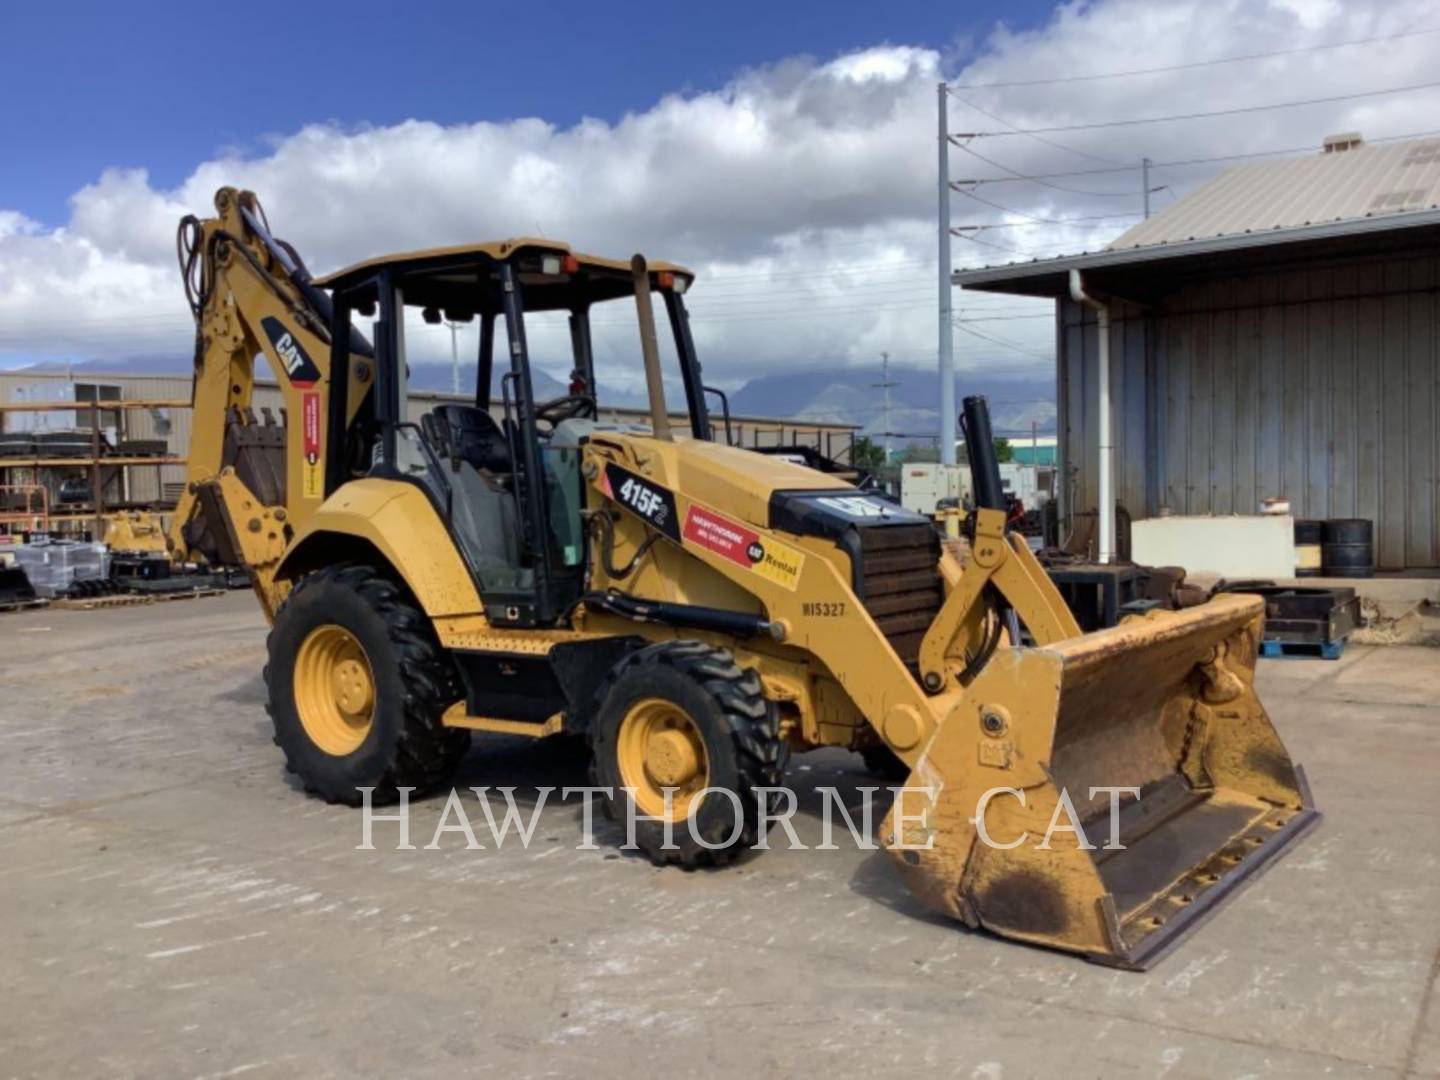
[534,393,597,428]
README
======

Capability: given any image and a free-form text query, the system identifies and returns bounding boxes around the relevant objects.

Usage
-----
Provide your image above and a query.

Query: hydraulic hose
[586,509,659,581]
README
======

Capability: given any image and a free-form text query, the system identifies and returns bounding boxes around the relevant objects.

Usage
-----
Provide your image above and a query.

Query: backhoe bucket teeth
[883,593,1319,969]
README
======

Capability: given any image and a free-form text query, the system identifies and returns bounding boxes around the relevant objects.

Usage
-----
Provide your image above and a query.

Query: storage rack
[0,483,49,533]
[0,398,189,538]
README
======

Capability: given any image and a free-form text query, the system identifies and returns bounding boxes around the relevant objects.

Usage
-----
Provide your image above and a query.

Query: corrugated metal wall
[1058,251,1440,569]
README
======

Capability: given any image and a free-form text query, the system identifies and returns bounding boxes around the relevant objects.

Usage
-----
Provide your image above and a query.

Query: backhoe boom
[169,187,374,616]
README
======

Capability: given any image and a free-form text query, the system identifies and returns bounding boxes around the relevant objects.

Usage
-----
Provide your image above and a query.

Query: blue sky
[3,0,1433,440]
[0,0,1053,226]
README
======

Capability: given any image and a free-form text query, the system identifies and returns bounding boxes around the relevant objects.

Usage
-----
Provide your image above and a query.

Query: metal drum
[1322,518,1374,578]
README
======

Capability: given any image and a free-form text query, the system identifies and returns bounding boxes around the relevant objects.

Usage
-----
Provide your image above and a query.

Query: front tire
[265,563,469,805]
[589,641,787,867]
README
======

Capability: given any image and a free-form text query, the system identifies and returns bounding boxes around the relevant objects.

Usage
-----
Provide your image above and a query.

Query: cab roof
[313,238,695,314]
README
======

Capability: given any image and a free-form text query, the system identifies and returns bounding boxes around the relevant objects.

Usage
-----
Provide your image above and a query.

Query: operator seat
[422,405,531,593]
[427,404,513,474]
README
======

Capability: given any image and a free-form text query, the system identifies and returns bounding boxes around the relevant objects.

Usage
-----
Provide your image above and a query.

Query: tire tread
[588,640,787,869]
[265,562,468,806]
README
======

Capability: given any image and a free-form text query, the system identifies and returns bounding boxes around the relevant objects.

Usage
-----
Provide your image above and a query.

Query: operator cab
[315,241,718,627]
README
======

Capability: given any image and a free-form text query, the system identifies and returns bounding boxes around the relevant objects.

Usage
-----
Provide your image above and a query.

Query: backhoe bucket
[884,593,1319,969]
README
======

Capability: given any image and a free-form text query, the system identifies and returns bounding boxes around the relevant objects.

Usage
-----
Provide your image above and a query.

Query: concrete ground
[2,592,1438,1079]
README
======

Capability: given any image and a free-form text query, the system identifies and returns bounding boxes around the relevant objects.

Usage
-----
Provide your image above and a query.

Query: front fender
[276,478,483,617]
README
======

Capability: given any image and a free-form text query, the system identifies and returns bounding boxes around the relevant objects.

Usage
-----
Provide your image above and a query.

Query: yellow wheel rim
[294,624,376,756]
[616,698,710,820]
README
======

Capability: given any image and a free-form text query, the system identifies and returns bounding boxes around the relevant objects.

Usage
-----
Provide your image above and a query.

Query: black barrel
[1322,518,1373,578]
[1293,518,1323,578]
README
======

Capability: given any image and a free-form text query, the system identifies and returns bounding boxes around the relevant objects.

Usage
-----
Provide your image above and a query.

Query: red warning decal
[684,504,762,567]
[302,392,321,464]
[683,504,805,590]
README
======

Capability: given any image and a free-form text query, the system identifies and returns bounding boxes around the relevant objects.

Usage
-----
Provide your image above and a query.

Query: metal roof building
[955,134,1440,571]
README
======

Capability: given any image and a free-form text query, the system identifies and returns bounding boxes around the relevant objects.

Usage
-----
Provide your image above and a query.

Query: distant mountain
[5,356,1055,442]
[729,367,1055,445]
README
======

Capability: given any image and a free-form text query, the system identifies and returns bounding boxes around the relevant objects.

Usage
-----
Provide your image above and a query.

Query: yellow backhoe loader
[170,188,1318,968]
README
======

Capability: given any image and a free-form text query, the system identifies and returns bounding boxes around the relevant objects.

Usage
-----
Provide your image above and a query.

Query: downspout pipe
[1069,270,1114,564]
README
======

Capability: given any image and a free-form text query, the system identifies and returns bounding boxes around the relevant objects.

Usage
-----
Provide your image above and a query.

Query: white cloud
[2,0,1438,417]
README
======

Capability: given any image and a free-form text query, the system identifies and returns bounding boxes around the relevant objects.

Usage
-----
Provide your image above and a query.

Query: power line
[949,92,1122,165]
[683,284,940,312]
[950,25,1440,89]
[940,125,1440,184]
[739,233,934,255]
[948,138,1136,197]
[958,313,1052,322]
[954,322,1053,363]
[594,299,939,326]
[952,187,1142,226]
[954,217,1131,230]
[976,77,1440,136]
[697,258,936,286]
[953,231,1047,258]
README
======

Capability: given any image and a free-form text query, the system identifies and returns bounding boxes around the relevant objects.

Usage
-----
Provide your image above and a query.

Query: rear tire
[589,641,787,867]
[265,563,469,805]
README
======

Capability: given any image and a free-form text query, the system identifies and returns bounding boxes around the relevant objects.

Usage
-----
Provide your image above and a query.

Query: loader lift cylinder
[961,394,1005,511]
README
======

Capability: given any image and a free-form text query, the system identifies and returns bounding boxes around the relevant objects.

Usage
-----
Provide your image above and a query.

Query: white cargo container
[999,462,1048,510]
[900,463,972,516]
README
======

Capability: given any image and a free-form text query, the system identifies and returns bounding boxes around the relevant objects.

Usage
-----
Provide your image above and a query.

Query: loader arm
[169,187,376,617]
[584,396,1318,969]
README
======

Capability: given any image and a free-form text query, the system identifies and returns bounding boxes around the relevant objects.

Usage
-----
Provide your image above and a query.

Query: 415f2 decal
[603,463,680,541]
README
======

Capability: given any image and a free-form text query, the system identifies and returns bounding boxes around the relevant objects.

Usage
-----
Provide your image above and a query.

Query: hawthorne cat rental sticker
[300,391,322,499]
[683,504,804,591]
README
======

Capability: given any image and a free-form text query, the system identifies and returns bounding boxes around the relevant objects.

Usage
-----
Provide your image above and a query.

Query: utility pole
[937,81,956,467]
[1142,157,1153,219]
[873,352,897,461]
[446,321,461,394]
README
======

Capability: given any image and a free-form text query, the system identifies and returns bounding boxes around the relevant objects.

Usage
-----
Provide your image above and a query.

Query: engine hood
[594,434,851,530]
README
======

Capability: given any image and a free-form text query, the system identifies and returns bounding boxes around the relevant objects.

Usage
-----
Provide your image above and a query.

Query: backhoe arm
[169,187,374,617]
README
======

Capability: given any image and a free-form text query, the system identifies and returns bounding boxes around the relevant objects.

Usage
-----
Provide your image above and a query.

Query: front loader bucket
[884,593,1319,969]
